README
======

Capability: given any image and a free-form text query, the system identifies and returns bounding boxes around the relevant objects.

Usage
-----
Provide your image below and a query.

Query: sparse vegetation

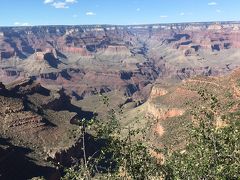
[166,90,240,179]
[62,95,166,179]
[236,79,240,87]
[62,91,240,179]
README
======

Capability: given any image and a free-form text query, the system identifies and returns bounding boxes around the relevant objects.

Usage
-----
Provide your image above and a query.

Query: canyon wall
[0,22,240,101]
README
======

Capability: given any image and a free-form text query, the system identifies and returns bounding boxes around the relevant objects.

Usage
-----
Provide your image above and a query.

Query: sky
[0,0,239,26]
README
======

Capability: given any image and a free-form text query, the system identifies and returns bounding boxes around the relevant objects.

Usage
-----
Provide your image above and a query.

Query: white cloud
[44,0,77,9]
[14,22,30,26]
[44,0,54,4]
[160,15,168,18]
[136,8,141,12]
[65,0,77,3]
[208,2,217,6]
[216,9,221,13]
[52,2,69,9]
[86,12,96,16]
[180,12,185,16]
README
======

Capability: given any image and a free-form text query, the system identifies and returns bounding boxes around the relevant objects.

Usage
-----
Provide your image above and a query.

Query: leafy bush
[62,95,166,179]
[166,90,240,179]
[62,92,240,179]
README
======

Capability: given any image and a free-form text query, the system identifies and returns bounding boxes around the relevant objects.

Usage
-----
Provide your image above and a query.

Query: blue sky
[0,0,239,26]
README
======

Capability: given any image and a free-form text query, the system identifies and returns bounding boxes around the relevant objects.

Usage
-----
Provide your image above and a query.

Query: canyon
[1,21,240,179]
[1,21,240,102]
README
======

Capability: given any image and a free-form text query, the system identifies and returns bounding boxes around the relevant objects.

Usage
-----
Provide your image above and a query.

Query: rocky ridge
[141,68,240,149]
[0,79,91,179]
[0,21,240,102]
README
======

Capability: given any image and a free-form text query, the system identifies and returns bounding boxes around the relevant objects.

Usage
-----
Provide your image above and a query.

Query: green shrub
[62,92,240,179]
[166,90,240,179]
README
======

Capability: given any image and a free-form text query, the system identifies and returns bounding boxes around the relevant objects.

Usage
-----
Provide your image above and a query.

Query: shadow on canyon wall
[0,138,60,180]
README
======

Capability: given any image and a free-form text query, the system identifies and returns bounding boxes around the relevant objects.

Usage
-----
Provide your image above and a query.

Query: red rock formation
[35,51,45,60]
[0,22,240,102]
[35,48,58,60]
[147,102,185,120]
[62,47,90,56]
[150,86,168,98]
[0,22,240,60]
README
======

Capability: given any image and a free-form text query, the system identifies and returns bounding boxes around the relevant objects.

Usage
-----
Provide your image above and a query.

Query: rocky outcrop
[35,51,45,60]
[155,123,165,136]
[147,102,185,120]
[0,80,94,178]
[35,49,57,61]
[150,86,168,98]
[62,46,90,56]
[0,81,51,136]
[0,94,46,137]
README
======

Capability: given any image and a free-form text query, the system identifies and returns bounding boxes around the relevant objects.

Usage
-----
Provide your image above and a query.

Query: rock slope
[144,68,240,149]
[0,22,240,102]
[0,80,90,179]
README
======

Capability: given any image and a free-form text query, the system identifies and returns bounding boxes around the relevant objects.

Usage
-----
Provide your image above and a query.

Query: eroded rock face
[35,51,56,60]
[3,108,45,133]
[150,86,168,98]
[0,80,90,178]
[62,46,90,56]
[0,88,49,147]
[0,22,240,103]
[147,102,185,120]
[0,22,239,59]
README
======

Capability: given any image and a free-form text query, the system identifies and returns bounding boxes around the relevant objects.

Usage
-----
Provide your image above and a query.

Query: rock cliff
[0,22,240,102]
[0,80,91,179]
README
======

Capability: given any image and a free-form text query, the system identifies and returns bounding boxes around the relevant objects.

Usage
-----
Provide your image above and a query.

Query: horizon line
[0,20,240,28]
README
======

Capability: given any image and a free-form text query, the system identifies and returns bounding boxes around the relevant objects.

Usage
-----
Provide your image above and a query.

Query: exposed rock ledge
[146,102,185,120]
[149,86,168,99]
